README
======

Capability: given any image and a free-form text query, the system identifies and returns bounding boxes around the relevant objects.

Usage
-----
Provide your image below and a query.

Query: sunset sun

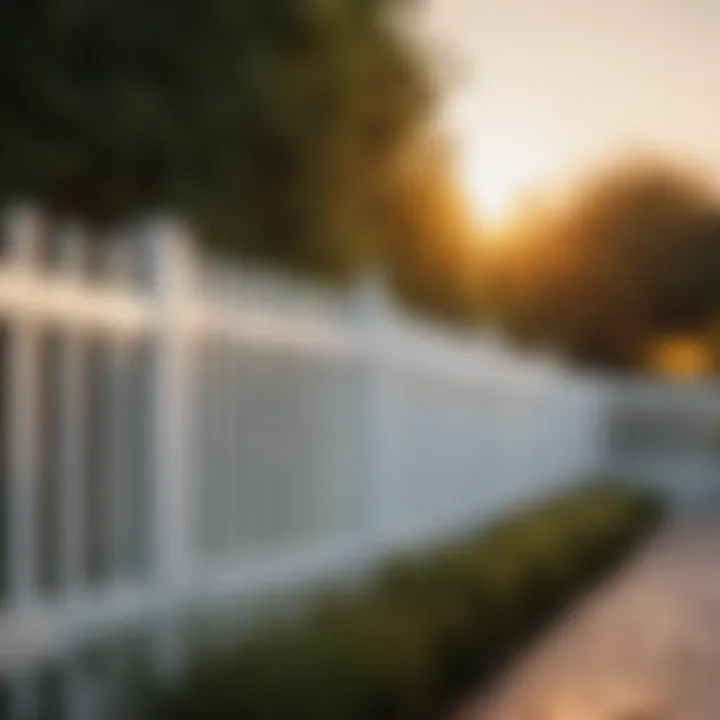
[459,134,560,229]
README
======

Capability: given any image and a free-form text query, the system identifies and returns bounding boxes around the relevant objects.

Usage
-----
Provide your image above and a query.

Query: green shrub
[151,480,664,720]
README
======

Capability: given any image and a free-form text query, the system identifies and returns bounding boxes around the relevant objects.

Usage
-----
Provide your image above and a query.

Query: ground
[457,520,720,720]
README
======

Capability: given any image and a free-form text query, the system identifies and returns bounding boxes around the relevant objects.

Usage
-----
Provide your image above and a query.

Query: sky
[422,0,720,218]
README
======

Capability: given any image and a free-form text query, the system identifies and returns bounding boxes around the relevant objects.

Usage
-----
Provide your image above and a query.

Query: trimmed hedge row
[152,481,664,720]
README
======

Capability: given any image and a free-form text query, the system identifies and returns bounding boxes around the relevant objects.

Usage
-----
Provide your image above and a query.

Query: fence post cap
[136,214,196,294]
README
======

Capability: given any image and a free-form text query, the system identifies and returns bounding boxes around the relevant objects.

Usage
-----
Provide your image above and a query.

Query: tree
[0,0,435,276]
[377,135,485,324]
[484,158,720,370]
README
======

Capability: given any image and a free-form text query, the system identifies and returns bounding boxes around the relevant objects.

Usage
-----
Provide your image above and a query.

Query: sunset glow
[458,134,560,229]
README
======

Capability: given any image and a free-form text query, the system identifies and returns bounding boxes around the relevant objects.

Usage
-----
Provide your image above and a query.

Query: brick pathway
[456,521,720,720]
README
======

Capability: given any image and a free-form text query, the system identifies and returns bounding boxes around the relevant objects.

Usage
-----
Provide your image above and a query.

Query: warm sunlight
[458,132,562,230]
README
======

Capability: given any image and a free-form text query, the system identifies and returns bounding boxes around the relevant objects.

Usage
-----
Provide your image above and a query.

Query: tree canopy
[483,159,720,370]
[0,0,436,275]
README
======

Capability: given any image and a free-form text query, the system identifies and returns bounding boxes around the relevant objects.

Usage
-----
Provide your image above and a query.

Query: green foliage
[150,481,664,720]
[0,0,434,276]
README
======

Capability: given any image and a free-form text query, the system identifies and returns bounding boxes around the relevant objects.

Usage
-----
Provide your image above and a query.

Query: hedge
[151,480,664,720]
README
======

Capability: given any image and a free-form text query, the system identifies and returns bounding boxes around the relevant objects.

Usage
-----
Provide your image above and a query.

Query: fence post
[102,233,138,583]
[4,206,41,607]
[140,216,196,677]
[53,223,87,600]
[3,205,42,720]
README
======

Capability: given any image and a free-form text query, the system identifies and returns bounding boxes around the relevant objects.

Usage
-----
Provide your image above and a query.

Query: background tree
[377,135,484,324]
[483,158,720,370]
[0,0,437,277]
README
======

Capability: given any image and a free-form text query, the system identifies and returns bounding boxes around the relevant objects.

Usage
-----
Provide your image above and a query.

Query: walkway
[457,521,720,720]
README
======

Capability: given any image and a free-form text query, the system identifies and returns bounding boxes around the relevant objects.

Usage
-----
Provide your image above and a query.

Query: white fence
[0,205,711,718]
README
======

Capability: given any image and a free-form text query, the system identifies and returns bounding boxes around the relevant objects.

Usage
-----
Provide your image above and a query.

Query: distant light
[457,130,563,234]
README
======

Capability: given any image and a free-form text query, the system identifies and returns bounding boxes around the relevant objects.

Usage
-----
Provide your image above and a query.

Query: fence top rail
[0,262,154,336]
[0,205,581,381]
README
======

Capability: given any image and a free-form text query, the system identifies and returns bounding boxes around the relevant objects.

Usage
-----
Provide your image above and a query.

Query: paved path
[456,521,720,720]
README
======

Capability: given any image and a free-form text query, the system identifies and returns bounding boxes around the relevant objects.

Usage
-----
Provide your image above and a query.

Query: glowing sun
[459,136,558,228]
